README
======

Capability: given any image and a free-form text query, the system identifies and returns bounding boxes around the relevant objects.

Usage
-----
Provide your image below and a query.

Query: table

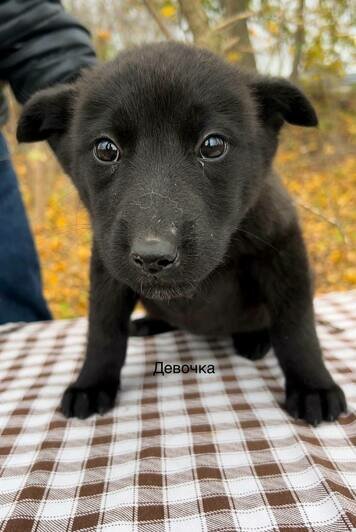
[0,291,355,531]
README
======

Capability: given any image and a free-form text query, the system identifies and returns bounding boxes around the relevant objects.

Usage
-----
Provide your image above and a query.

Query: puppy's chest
[141,268,269,335]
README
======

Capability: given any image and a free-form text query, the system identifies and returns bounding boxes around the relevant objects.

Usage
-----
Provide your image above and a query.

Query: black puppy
[17,42,346,425]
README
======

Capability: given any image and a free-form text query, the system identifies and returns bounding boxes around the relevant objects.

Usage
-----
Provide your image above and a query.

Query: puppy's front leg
[260,225,346,425]
[61,244,137,419]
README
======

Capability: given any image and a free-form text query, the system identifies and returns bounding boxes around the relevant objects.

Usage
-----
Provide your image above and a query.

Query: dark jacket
[0,0,96,128]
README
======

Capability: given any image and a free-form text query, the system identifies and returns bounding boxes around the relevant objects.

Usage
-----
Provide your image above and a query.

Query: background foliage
[4,0,355,318]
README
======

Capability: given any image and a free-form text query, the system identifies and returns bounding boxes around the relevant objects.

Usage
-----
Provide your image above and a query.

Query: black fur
[17,42,346,425]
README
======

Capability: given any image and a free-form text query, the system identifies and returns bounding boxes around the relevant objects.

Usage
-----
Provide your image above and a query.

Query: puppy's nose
[130,237,178,274]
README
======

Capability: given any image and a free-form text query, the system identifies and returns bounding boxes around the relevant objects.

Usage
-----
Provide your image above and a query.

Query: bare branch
[220,0,256,70]
[222,36,240,54]
[141,0,173,40]
[213,10,254,33]
[177,0,216,49]
[290,0,305,81]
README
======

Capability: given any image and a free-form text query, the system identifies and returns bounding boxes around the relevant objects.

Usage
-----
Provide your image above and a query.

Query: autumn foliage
[3,0,355,319]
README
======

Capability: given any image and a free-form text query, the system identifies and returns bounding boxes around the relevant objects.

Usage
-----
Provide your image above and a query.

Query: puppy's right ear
[17,84,76,143]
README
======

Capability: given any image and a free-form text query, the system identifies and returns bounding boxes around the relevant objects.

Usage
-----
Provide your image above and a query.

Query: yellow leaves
[97,29,111,42]
[226,51,240,63]
[266,21,279,35]
[12,152,92,318]
[27,148,47,163]
[345,115,356,136]
[74,210,89,227]
[49,237,61,252]
[277,150,299,164]
[160,5,176,18]
[323,143,335,156]
[276,106,356,295]
[330,249,343,264]
[55,215,67,230]
[16,163,27,177]
[78,246,90,261]
[344,269,356,285]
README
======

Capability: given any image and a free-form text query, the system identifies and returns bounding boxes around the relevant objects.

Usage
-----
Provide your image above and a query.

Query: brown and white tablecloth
[0,291,355,531]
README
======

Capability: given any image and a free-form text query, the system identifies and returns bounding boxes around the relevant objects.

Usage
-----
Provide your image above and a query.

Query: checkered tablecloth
[0,291,355,531]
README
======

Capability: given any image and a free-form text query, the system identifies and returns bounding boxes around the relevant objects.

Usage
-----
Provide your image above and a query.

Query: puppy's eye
[199,135,227,160]
[93,138,120,163]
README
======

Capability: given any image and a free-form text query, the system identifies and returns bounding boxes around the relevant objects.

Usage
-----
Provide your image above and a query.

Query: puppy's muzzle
[130,236,178,275]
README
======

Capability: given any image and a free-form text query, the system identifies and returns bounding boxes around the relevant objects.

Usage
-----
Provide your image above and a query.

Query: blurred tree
[177,0,212,46]
[220,0,256,69]
[12,0,351,318]
[142,0,173,39]
[253,0,354,80]
[290,0,305,81]
[301,0,354,84]
[63,0,354,82]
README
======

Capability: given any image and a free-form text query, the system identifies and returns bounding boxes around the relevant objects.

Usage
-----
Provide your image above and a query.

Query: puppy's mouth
[137,280,197,300]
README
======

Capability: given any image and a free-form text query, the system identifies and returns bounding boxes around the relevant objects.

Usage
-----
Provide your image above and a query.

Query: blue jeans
[0,134,51,323]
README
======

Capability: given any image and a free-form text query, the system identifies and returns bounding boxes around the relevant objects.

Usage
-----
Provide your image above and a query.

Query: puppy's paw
[61,382,118,419]
[233,328,271,361]
[285,382,347,426]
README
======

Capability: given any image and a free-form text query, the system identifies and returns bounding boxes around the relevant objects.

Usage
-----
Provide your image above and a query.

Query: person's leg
[0,133,51,323]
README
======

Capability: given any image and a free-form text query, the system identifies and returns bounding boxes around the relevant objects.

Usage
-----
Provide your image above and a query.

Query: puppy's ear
[17,84,76,143]
[250,76,318,130]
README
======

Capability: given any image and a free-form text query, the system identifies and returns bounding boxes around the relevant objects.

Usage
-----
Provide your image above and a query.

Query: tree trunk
[222,0,256,70]
[291,0,305,81]
[177,0,219,50]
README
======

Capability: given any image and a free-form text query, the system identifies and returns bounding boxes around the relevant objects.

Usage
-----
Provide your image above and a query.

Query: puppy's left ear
[250,76,318,130]
[17,84,77,143]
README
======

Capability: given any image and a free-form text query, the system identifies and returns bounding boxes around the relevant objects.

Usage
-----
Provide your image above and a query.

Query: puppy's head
[17,42,317,300]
